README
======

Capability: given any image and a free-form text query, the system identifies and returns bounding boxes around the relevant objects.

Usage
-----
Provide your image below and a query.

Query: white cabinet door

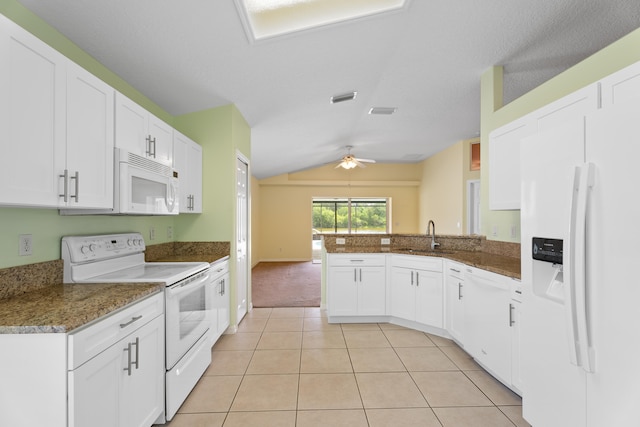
[115,92,173,166]
[174,131,203,213]
[120,315,164,427]
[328,266,359,316]
[464,266,512,384]
[600,60,640,107]
[68,333,124,427]
[510,299,523,394]
[0,15,66,207]
[390,256,443,328]
[532,84,599,133]
[414,269,443,328]
[489,118,533,210]
[115,92,148,158]
[65,61,114,209]
[445,262,465,343]
[149,114,174,167]
[390,267,415,320]
[358,266,386,315]
[327,254,386,317]
[216,272,230,337]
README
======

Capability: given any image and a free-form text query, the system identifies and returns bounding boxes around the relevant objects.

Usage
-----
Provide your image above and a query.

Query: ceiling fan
[335,146,376,169]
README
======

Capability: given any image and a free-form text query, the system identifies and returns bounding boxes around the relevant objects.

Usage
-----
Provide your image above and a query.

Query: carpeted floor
[251,261,321,308]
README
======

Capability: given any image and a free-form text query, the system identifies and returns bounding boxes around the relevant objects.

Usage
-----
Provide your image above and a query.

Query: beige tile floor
[165,307,531,427]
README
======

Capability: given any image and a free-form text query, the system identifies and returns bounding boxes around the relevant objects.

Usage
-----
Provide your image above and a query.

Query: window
[312,198,389,234]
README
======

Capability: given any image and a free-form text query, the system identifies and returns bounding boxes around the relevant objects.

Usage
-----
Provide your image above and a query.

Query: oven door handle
[167,273,211,297]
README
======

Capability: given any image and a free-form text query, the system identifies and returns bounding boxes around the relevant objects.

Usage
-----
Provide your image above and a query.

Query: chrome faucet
[427,220,440,250]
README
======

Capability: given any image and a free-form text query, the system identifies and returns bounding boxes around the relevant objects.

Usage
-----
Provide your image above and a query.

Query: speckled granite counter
[145,241,230,264]
[325,243,521,279]
[0,283,163,334]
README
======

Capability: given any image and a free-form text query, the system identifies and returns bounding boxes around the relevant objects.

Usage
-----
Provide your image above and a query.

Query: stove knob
[127,239,134,246]
[80,245,90,254]
[89,244,97,252]
[136,239,144,246]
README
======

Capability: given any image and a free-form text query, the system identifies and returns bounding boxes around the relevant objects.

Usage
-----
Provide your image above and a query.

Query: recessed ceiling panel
[235,0,407,41]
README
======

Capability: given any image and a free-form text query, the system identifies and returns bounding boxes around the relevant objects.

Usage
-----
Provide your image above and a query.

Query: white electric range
[62,233,214,423]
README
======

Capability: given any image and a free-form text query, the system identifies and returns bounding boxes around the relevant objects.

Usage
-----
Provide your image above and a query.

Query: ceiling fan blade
[353,158,367,168]
[354,157,376,163]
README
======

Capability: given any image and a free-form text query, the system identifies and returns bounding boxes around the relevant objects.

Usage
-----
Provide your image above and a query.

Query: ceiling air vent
[331,91,358,104]
[369,107,397,115]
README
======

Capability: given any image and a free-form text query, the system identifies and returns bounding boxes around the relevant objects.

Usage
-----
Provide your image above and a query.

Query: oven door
[165,270,213,369]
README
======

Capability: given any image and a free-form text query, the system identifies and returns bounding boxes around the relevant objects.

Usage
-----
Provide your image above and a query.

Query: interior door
[236,155,249,323]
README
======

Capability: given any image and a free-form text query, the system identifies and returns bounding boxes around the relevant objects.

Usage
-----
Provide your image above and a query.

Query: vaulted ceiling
[16,0,640,178]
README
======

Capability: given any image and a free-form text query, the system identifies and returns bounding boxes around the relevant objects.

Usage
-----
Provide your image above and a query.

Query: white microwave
[61,148,179,215]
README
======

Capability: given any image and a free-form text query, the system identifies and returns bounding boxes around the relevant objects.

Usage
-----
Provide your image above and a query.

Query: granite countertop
[326,246,521,279]
[0,283,164,334]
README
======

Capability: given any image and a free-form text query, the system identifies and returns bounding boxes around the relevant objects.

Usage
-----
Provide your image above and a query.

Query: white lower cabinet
[69,314,164,427]
[327,254,386,317]
[390,256,443,328]
[510,280,524,394]
[209,259,230,346]
[68,292,165,427]
[464,266,512,386]
[0,292,165,427]
[445,260,465,343]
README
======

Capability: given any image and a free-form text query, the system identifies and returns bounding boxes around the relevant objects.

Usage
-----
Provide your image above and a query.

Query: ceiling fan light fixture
[331,91,358,104]
[368,107,397,115]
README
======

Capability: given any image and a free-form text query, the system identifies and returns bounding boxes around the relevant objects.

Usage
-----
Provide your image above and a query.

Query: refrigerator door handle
[568,163,595,373]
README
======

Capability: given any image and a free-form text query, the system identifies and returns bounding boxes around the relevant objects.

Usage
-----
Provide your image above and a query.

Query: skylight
[235,0,407,41]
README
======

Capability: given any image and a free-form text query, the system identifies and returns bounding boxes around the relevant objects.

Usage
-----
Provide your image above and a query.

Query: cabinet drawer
[446,261,465,279]
[328,254,385,267]
[209,259,229,281]
[511,279,523,302]
[68,292,164,370]
[392,255,442,272]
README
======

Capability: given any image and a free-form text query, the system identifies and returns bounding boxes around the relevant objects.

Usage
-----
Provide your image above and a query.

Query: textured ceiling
[16,0,640,178]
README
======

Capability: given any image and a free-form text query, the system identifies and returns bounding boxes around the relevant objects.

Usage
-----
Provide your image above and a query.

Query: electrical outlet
[510,225,517,238]
[336,238,346,245]
[167,226,173,239]
[381,238,391,245]
[492,225,498,237]
[19,234,32,256]
[149,227,155,241]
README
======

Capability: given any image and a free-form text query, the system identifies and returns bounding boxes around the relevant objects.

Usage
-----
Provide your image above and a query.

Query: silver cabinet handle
[359,268,362,282]
[70,171,79,202]
[59,169,68,202]
[416,272,419,287]
[458,282,463,300]
[124,342,133,376]
[450,268,460,273]
[411,271,414,286]
[509,303,515,327]
[146,135,157,158]
[354,268,357,283]
[132,337,139,371]
[120,315,143,328]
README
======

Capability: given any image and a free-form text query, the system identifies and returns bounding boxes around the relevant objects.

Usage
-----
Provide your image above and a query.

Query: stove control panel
[62,233,147,263]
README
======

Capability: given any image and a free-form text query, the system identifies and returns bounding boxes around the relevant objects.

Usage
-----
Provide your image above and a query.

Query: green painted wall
[480,27,640,242]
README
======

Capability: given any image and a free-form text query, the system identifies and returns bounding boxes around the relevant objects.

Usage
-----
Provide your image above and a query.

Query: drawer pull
[450,268,461,273]
[515,289,522,294]
[120,315,143,328]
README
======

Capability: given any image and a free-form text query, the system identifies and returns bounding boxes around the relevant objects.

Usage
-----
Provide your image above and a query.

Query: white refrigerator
[520,99,640,426]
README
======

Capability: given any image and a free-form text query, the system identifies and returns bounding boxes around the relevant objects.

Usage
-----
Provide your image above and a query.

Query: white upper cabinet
[65,61,114,209]
[489,118,533,210]
[0,16,114,209]
[490,83,599,211]
[115,92,173,167]
[0,15,66,207]
[600,60,640,108]
[173,131,203,213]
